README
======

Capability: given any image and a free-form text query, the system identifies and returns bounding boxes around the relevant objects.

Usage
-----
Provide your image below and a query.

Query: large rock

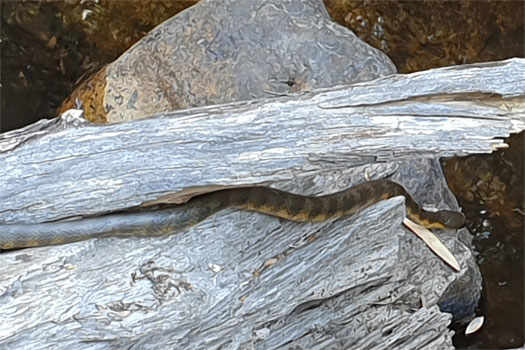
[59,0,395,123]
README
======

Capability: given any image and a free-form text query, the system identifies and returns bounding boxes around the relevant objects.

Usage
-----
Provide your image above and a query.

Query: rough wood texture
[6,1,524,348]
[1,58,524,348]
[1,160,479,350]
[1,59,523,224]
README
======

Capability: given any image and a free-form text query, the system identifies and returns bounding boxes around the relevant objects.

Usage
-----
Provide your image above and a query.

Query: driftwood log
[0,59,524,349]
[1,59,523,223]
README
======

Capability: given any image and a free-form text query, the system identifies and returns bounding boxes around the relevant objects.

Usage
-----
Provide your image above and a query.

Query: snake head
[436,210,466,229]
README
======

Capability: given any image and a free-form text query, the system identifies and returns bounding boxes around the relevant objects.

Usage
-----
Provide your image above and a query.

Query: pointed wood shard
[403,217,461,271]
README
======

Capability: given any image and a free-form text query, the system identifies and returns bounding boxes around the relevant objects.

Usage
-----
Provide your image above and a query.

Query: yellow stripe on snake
[0,180,464,249]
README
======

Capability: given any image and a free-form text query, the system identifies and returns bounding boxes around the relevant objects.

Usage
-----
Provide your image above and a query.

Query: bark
[1,58,524,349]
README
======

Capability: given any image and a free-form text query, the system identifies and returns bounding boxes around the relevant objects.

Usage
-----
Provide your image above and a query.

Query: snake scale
[0,179,465,249]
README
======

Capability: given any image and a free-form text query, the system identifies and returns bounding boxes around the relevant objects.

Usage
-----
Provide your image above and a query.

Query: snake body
[0,180,465,249]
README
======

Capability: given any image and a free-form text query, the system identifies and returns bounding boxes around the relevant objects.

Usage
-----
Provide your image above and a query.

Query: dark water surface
[445,133,524,349]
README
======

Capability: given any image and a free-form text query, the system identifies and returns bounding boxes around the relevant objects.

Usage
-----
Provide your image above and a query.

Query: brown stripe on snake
[0,179,465,249]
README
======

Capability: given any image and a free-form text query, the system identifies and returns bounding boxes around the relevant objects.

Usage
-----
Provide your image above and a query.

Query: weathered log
[1,158,478,349]
[0,59,524,224]
[1,0,524,344]
[1,58,524,348]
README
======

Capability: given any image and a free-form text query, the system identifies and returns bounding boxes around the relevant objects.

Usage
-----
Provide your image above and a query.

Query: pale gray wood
[3,56,523,347]
[0,162,479,350]
[1,1,522,346]
[0,59,523,224]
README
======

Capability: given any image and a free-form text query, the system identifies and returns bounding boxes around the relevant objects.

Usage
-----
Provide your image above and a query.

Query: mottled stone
[63,0,395,123]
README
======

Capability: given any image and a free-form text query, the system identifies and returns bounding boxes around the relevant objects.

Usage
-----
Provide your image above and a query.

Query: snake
[0,179,465,249]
